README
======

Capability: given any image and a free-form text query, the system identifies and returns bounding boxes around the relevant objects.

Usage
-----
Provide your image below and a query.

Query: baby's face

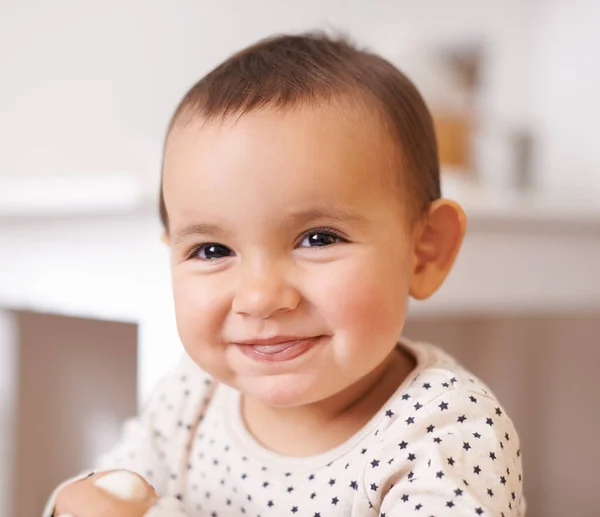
[162,102,416,407]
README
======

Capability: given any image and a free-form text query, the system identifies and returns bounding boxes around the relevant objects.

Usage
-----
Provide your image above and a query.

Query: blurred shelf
[2,173,600,226]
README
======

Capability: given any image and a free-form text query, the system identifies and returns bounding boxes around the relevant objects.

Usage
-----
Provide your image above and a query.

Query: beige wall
[12,312,137,517]
[404,313,600,517]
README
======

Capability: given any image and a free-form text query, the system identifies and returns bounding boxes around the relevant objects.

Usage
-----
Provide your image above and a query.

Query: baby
[48,33,524,517]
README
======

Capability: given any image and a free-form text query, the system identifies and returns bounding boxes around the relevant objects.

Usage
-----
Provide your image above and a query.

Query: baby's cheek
[173,281,224,347]
[323,266,409,339]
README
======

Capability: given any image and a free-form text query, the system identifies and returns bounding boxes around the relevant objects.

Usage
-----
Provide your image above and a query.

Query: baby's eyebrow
[286,206,369,226]
[173,222,226,244]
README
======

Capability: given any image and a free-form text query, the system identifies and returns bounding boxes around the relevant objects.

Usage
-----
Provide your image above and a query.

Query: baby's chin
[236,371,341,409]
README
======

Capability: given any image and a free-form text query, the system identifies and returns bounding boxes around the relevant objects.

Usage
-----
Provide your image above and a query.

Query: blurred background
[0,1,599,516]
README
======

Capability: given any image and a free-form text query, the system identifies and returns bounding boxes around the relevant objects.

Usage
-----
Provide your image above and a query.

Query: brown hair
[159,32,440,231]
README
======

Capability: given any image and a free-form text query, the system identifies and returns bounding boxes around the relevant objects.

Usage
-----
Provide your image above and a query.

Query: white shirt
[45,341,525,517]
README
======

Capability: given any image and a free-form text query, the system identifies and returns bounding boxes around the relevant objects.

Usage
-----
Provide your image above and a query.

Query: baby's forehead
[164,99,399,173]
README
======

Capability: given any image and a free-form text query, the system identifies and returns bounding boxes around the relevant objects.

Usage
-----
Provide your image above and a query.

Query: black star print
[439,401,449,411]
[310,492,316,499]
[385,409,394,417]
[423,382,431,389]
[489,452,497,461]
[370,460,380,468]
[287,486,294,493]
[402,393,410,400]
[442,382,450,388]
[446,501,455,508]
[474,465,482,475]
[505,432,510,441]
[451,377,457,384]
[329,478,336,485]
[241,473,247,480]
[399,441,408,449]
[370,483,378,491]
[414,402,423,410]
[476,508,484,515]
[291,507,298,514]
[447,457,455,466]
[361,448,367,455]
[426,424,435,433]
[457,415,467,423]
[408,471,414,479]
[495,407,503,416]
[408,453,416,461]
[314,513,321,517]
[308,474,315,480]
[406,416,415,425]
[487,488,494,497]
[331,497,339,505]
[415,503,423,510]
[401,494,409,502]
[463,441,471,451]
[350,481,358,490]
[473,432,482,439]
[436,471,445,479]
[486,418,494,426]
[469,395,478,403]
[433,437,443,444]
[454,488,463,497]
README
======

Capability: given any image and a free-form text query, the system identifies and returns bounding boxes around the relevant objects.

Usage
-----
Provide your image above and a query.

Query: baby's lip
[232,335,320,346]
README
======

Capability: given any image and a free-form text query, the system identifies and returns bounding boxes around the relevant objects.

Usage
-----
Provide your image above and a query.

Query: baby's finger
[56,477,155,517]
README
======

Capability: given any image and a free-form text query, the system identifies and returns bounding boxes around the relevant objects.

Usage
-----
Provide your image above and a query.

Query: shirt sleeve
[42,354,215,516]
[364,387,525,517]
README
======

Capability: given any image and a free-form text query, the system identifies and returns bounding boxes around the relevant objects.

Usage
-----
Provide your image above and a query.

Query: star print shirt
[44,341,525,517]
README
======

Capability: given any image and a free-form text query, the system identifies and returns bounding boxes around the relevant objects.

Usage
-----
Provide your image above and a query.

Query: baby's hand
[55,470,158,517]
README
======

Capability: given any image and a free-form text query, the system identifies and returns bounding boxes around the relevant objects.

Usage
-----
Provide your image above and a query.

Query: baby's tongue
[252,342,296,354]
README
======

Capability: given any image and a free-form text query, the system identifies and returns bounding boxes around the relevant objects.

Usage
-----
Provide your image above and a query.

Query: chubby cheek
[171,273,231,377]
[316,255,411,359]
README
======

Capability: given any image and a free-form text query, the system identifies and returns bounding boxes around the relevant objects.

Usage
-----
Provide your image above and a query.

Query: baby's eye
[298,230,343,248]
[191,243,233,260]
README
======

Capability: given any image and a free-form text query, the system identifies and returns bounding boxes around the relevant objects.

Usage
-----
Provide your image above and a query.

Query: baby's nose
[232,268,300,319]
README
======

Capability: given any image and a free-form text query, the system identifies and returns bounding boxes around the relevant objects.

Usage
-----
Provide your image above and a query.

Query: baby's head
[160,33,465,408]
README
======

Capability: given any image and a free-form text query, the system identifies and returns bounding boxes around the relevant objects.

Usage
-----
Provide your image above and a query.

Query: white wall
[1,0,541,195]
[529,0,600,189]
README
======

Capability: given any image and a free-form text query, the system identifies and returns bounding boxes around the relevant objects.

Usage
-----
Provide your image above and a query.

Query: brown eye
[192,243,233,260]
[299,231,341,248]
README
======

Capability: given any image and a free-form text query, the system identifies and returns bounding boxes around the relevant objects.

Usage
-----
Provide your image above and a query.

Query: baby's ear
[409,199,466,300]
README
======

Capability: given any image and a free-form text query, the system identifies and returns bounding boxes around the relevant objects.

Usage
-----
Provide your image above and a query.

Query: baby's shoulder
[357,343,525,515]
[366,340,521,471]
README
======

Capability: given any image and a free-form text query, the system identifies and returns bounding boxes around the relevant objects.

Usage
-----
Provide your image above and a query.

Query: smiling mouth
[234,336,324,362]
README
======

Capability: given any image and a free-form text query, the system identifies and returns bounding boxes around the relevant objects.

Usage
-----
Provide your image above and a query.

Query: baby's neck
[241,347,415,457]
